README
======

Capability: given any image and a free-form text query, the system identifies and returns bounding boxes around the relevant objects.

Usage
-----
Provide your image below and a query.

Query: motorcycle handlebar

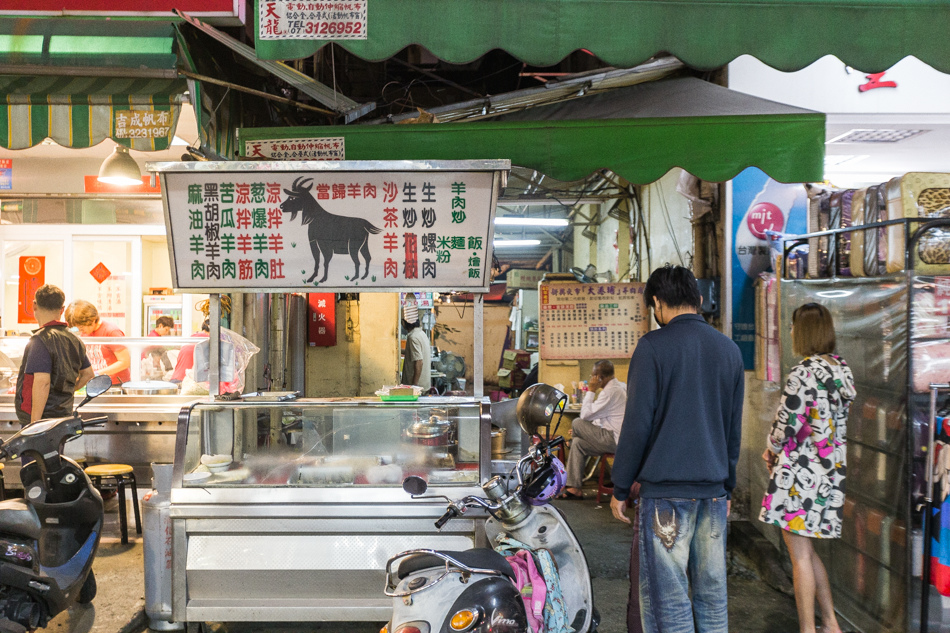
[434,507,459,529]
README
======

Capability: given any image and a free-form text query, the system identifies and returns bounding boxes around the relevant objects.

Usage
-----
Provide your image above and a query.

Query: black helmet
[515,383,567,435]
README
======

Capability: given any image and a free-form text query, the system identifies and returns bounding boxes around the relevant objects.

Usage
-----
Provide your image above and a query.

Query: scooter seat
[0,499,41,540]
[396,548,515,581]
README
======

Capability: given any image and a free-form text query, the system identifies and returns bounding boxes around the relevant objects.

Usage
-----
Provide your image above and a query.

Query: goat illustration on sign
[280,177,382,283]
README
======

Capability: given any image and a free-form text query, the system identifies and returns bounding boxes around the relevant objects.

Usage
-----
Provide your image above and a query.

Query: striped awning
[0,75,186,150]
[0,18,186,150]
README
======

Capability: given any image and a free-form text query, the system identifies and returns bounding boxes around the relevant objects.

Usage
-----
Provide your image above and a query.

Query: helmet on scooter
[522,455,566,506]
[516,384,567,435]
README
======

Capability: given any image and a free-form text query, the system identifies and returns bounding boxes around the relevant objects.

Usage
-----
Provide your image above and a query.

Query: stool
[85,464,141,544]
[0,462,4,501]
[596,453,615,504]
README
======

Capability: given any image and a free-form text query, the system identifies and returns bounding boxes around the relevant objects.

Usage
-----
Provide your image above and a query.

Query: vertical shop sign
[259,0,368,40]
[17,256,45,323]
[97,274,128,321]
[157,164,503,292]
[308,293,337,346]
[0,159,12,190]
[731,167,808,369]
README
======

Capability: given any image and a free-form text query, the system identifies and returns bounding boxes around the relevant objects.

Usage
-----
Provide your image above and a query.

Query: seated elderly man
[559,360,627,500]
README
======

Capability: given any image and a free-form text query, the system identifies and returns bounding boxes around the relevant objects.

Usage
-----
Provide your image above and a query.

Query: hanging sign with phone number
[259,0,367,40]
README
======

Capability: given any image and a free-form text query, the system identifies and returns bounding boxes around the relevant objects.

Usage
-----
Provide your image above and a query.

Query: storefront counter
[0,394,205,488]
[168,397,492,623]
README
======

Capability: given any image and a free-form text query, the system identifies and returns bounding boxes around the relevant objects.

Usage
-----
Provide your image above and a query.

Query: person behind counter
[401,302,431,392]
[143,316,175,379]
[65,300,131,385]
[559,360,626,501]
[15,284,95,424]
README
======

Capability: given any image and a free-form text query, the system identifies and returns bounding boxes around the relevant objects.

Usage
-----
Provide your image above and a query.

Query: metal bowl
[120,380,179,396]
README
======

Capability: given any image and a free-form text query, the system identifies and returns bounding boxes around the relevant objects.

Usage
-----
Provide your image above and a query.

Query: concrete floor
[46,482,802,633]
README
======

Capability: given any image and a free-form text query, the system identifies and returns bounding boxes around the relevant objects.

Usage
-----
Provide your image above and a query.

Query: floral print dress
[759,355,856,539]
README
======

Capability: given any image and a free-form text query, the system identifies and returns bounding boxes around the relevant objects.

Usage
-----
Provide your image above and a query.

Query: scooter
[382,384,598,633]
[0,374,113,633]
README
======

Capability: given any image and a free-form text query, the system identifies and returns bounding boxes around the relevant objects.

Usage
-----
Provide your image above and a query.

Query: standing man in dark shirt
[15,284,95,424]
[610,265,744,633]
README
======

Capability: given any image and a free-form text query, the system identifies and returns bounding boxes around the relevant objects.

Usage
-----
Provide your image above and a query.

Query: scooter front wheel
[77,571,96,604]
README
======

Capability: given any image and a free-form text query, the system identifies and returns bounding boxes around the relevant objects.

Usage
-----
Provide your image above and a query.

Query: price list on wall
[539,282,649,360]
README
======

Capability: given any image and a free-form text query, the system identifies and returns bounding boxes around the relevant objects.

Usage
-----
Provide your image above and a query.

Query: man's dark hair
[156,316,175,329]
[643,264,702,311]
[34,284,66,311]
[201,319,211,332]
[402,319,419,331]
[593,359,615,379]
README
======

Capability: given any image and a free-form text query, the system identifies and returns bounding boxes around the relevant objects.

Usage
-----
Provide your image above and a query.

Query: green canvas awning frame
[238,78,826,185]
[0,18,186,150]
[253,0,950,73]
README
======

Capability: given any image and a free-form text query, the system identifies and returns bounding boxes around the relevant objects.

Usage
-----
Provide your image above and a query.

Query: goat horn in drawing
[298,178,314,191]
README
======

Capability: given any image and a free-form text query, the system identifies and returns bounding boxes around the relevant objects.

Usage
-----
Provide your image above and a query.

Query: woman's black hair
[643,264,702,311]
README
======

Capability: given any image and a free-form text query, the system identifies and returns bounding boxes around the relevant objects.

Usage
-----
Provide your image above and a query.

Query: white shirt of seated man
[579,373,627,444]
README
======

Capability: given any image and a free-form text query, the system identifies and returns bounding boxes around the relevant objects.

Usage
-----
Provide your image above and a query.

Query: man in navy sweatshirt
[610,265,744,633]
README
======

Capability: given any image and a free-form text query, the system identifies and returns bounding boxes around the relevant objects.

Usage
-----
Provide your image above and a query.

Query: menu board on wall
[539,281,649,360]
[153,161,508,293]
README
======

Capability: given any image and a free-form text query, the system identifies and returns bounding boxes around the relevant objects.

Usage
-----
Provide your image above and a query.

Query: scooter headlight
[450,609,479,631]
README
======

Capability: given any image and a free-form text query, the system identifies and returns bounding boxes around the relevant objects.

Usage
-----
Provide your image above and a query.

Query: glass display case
[168,397,491,624]
[177,399,485,489]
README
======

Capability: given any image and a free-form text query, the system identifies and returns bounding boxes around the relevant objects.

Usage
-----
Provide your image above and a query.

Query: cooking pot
[491,425,507,457]
[120,380,179,396]
[406,416,454,447]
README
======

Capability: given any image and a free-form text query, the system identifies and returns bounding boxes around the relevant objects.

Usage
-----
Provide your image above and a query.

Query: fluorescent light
[494,217,569,227]
[493,239,541,247]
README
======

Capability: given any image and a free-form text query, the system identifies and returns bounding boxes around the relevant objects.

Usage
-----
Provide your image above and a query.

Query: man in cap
[401,300,431,391]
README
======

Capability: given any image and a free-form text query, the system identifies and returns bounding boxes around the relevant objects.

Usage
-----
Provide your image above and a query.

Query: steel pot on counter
[120,380,179,396]
[490,425,507,457]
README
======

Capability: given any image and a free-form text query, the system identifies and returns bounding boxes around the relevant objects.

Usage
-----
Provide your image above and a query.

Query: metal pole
[209,294,220,397]
[474,294,484,398]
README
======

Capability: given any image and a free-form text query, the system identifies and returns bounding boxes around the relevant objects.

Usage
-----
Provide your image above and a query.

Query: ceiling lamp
[97,145,142,186]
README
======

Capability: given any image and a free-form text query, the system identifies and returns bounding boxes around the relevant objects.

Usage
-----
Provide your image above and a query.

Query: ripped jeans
[638,496,728,633]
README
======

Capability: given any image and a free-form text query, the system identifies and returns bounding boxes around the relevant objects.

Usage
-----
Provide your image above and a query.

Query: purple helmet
[524,456,566,506]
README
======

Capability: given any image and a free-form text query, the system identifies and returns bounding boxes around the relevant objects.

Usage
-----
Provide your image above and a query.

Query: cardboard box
[497,367,525,390]
[502,349,532,371]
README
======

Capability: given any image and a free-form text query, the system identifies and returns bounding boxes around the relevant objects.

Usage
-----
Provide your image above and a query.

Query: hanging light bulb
[97,145,143,186]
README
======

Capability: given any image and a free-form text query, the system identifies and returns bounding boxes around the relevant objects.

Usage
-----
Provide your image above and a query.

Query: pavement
[43,481,802,633]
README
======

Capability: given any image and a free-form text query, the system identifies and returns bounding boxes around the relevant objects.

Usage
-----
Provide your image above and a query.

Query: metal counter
[167,397,491,623]
[0,395,205,488]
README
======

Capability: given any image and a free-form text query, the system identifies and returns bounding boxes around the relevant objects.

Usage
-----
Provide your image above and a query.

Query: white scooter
[382,384,598,633]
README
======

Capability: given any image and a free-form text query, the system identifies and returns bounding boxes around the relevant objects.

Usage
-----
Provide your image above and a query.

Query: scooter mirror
[403,476,428,496]
[85,375,112,398]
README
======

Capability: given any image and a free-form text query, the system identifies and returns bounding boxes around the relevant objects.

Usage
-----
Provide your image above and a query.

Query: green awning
[254,0,950,73]
[238,77,825,184]
[0,18,186,150]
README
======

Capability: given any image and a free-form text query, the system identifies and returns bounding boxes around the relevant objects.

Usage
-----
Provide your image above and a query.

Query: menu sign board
[259,0,368,40]
[154,161,507,293]
[539,281,649,360]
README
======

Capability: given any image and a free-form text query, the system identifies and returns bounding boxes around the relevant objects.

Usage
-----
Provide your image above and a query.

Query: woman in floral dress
[760,303,856,633]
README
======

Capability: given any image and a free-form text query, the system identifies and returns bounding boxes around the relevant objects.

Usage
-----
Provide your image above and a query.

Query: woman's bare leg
[783,530,818,633]
[811,551,841,633]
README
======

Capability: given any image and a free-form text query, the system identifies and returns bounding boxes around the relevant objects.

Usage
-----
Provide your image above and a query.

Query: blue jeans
[638,496,728,633]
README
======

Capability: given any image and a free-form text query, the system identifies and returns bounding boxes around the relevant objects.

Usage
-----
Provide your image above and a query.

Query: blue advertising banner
[731,167,808,369]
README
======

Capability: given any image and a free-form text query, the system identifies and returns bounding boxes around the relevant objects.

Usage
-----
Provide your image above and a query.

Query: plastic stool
[0,462,4,501]
[85,464,141,544]
[596,453,615,504]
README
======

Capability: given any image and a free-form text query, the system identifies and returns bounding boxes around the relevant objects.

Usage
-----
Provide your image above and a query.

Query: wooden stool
[85,464,141,544]
[596,453,615,503]
[0,462,4,501]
